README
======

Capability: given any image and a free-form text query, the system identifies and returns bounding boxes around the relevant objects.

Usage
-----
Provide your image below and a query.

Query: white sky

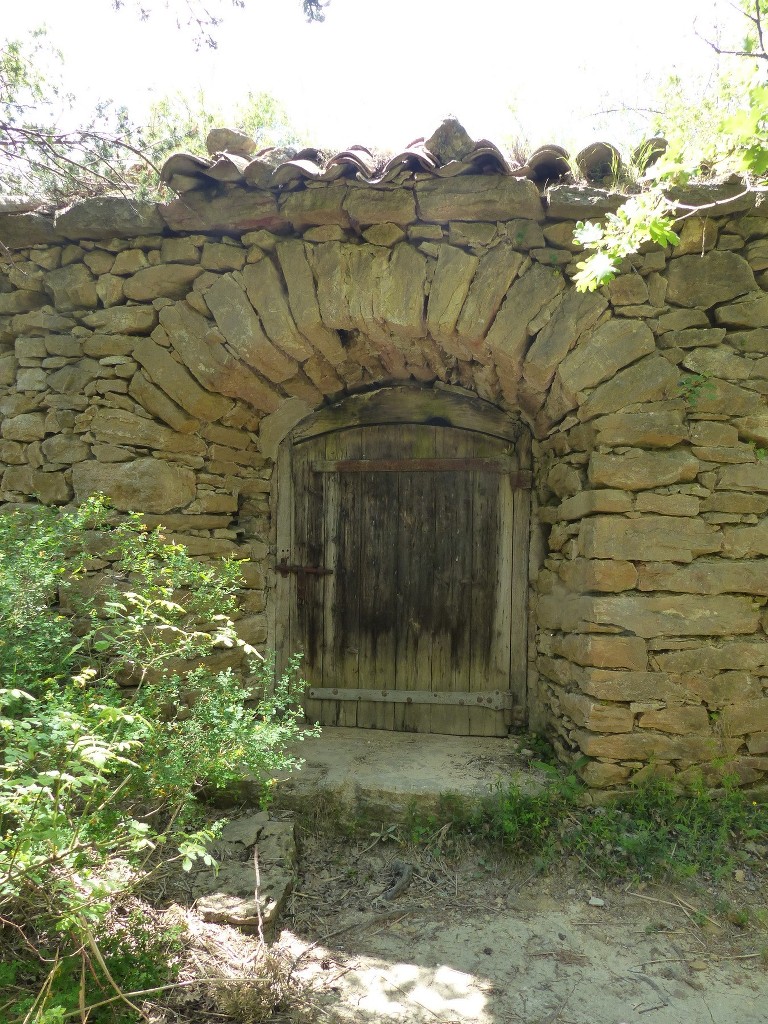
[3,0,749,155]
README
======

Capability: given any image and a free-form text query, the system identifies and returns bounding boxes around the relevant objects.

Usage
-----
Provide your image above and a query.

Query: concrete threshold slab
[271,727,549,819]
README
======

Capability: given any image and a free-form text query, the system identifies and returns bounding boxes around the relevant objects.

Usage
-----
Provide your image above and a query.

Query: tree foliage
[112,0,328,48]
[0,31,299,203]
[575,0,768,291]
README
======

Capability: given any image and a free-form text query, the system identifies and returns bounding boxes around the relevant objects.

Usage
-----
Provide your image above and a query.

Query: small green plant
[400,770,768,884]
[678,372,716,407]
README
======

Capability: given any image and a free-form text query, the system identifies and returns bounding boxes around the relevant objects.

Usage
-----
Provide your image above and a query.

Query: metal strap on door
[311,457,531,488]
[307,687,513,709]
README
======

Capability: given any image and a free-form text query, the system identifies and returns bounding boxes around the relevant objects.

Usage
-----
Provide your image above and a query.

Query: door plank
[291,437,326,725]
[274,442,293,685]
[429,428,470,735]
[328,428,362,727]
[356,425,398,730]
[394,425,436,732]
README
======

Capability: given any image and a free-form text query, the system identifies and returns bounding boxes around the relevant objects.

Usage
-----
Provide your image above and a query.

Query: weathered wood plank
[292,436,326,724]
[317,432,342,729]
[429,428,470,735]
[274,442,292,683]
[311,457,530,483]
[292,385,523,444]
[394,425,436,732]
[330,428,362,727]
[357,425,398,730]
[469,432,502,736]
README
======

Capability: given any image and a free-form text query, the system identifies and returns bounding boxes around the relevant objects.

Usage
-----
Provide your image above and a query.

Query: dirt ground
[272,825,768,1024]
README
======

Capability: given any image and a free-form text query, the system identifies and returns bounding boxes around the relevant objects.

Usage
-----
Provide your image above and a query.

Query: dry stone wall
[2,168,768,791]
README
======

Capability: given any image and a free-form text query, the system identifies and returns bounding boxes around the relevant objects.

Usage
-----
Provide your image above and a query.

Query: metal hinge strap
[307,687,512,710]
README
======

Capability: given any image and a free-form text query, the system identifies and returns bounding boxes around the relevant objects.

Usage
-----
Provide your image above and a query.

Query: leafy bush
[0,497,313,1021]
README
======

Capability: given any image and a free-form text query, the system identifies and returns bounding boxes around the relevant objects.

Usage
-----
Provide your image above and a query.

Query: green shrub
[0,497,313,1021]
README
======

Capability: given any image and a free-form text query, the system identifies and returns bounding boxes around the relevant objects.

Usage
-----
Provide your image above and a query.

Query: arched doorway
[274,387,531,736]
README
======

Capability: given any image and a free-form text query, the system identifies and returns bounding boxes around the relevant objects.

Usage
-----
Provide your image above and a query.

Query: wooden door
[274,392,530,736]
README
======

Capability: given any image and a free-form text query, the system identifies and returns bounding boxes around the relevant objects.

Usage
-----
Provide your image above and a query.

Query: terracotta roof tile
[161,117,672,197]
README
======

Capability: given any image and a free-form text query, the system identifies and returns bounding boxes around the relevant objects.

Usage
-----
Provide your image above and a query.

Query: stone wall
[2,160,768,790]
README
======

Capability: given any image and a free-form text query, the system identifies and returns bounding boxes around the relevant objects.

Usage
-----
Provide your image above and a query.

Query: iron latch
[274,558,333,578]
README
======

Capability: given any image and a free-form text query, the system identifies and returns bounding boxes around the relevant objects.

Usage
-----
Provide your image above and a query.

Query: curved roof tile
[159,118,665,194]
